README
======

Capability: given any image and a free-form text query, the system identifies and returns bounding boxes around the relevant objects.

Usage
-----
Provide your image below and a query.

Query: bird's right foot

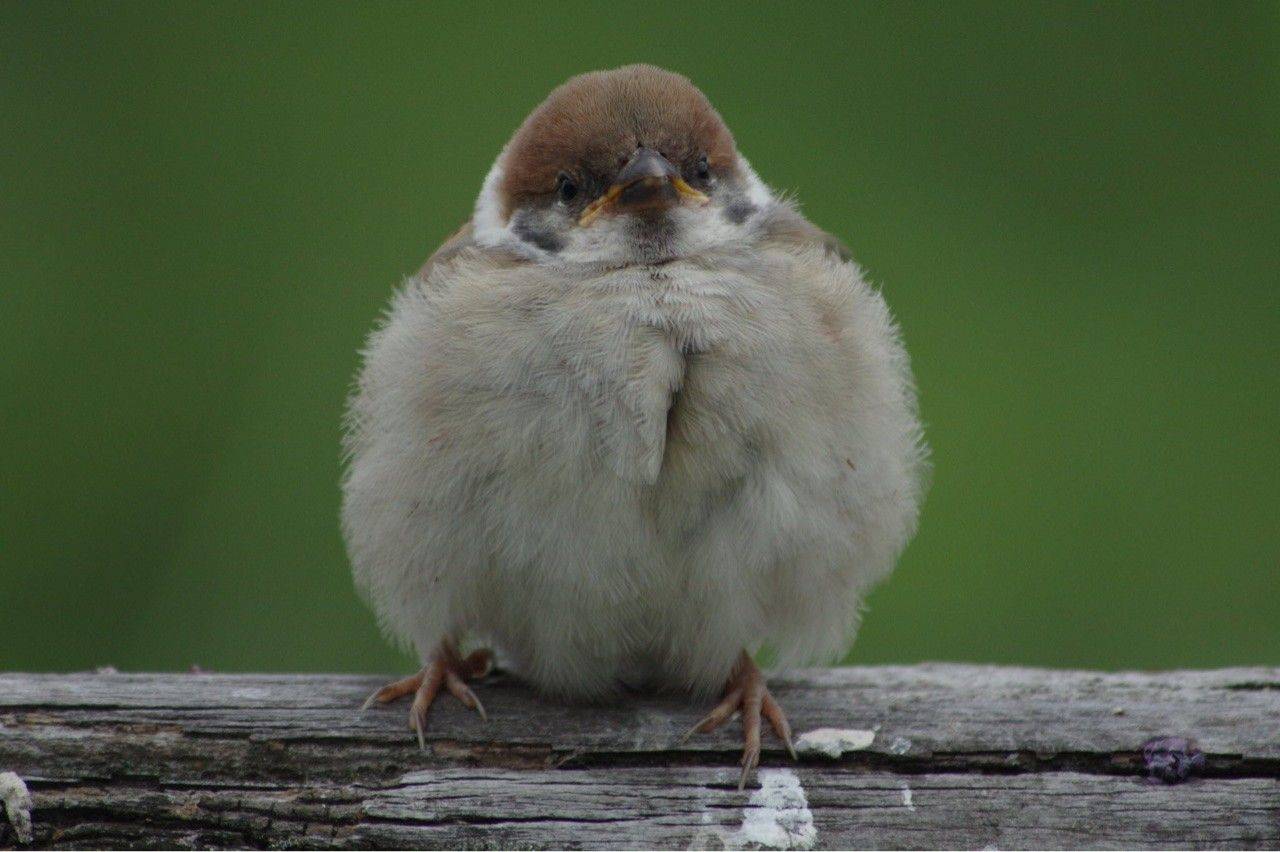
[361,641,493,748]
[683,650,797,790]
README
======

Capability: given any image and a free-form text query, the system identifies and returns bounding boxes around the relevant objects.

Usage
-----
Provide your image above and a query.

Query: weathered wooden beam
[2,665,1277,849]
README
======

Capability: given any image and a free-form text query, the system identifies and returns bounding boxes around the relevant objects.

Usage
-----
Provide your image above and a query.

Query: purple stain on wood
[1141,736,1205,783]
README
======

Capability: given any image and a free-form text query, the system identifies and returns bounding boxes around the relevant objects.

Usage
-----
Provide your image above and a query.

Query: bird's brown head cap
[497,65,738,219]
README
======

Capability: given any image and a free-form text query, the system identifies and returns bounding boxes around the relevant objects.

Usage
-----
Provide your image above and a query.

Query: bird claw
[685,651,797,789]
[445,670,488,721]
[360,642,492,746]
[411,709,427,751]
[739,741,761,791]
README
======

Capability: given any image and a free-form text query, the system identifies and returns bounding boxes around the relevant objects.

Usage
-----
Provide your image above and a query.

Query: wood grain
[2,665,1277,848]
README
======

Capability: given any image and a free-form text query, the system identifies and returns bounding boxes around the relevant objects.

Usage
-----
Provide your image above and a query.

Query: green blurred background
[3,2,1277,675]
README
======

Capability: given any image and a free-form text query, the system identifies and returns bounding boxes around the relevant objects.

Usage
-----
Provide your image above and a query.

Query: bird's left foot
[360,641,493,749]
[685,650,797,789]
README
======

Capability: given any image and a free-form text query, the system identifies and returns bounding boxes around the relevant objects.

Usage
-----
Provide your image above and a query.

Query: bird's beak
[579,148,710,226]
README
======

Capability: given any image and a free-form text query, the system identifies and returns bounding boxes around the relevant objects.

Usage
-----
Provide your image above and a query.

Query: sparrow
[343,65,927,788]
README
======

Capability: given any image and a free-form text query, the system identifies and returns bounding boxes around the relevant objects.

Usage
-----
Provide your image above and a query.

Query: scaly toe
[763,692,798,761]
[361,672,424,711]
[445,669,488,720]
[405,663,446,749]
[681,684,745,743]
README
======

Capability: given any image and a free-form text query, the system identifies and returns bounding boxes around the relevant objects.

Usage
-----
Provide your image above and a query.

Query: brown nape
[498,65,737,217]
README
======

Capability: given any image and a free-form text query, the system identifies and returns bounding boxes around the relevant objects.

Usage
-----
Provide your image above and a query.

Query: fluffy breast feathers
[342,216,927,697]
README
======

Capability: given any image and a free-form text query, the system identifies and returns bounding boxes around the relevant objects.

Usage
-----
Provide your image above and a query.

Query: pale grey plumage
[342,66,927,702]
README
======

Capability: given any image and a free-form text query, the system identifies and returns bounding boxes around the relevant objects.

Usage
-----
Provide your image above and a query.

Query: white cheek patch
[737,155,776,210]
[471,156,553,262]
[471,157,508,247]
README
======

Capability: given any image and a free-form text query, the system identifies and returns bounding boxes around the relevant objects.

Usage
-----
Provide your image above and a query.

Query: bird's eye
[696,154,711,181]
[556,172,578,203]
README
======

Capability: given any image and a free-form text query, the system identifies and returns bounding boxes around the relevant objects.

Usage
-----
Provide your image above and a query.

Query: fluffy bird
[343,65,927,787]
